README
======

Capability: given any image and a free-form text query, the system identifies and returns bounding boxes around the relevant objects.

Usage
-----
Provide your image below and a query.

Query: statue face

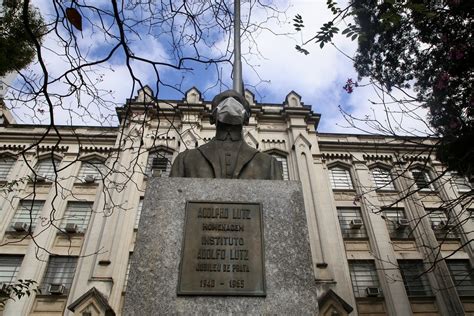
[214,97,247,125]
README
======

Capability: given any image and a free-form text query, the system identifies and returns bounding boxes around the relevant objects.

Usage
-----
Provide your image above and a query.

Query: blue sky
[2,0,430,135]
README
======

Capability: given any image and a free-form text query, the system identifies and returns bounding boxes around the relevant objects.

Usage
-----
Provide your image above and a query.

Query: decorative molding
[321,153,352,161]
[363,154,393,162]
[183,87,203,104]
[284,91,303,108]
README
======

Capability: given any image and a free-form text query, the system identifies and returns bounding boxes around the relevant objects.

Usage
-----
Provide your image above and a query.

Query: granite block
[123,178,318,315]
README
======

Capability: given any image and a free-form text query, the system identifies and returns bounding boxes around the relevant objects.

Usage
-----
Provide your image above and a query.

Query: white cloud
[5,0,430,135]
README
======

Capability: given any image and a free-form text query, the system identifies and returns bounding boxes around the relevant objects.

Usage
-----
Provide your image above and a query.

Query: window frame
[35,158,61,180]
[398,260,434,297]
[0,155,16,181]
[0,255,23,284]
[447,260,474,297]
[40,256,78,295]
[337,208,368,239]
[60,201,94,232]
[411,168,434,192]
[370,167,396,191]
[269,153,289,180]
[329,166,354,190]
[10,199,45,232]
[383,208,412,239]
[77,159,106,182]
[146,150,173,177]
[349,260,382,298]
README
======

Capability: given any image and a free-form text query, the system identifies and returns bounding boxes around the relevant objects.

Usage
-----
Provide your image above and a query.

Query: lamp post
[233,0,243,94]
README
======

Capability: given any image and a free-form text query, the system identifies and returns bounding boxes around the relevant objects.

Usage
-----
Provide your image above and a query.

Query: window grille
[447,260,474,296]
[371,167,395,190]
[0,256,23,284]
[450,172,471,193]
[134,198,143,230]
[124,252,133,290]
[329,167,353,190]
[427,209,457,239]
[337,208,368,239]
[41,256,77,294]
[349,261,381,298]
[383,208,411,239]
[35,158,61,180]
[61,202,93,232]
[0,156,15,181]
[146,151,172,177]
[411,169,433,191]
[270,154,289,180]
[398,260,433,296]
[10,200,45,231]
[78,159,105,180]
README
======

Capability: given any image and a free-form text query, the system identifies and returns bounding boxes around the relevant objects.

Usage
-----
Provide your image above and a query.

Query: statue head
[210,90,251,126]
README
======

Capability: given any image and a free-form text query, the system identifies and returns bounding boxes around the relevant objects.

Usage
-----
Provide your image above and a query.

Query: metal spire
[233,0,243,94]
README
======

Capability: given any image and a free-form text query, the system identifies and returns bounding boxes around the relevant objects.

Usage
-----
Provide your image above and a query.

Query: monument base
[123,178,319,314]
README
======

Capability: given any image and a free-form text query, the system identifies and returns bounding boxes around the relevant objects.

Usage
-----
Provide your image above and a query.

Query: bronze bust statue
[170,90,283,180]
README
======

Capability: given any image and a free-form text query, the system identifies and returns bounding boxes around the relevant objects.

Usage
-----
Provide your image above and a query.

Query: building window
[411,168,433,191]
[10,200,45,232]
[427,209,457,239]
[41,256,77,295]
[146,151,172,177]
[337,208,368,239]
[383,208,411,239]
[349,261,381,298]
[35,158,61,180]
[61,202,93,232]
[447,260,474,296]
[398,260,433,297]
[329,166,353,190]
[134,198,143,230]
[0,256,23,284]
[77,159,106,182]
[270,154,289,180]
[450,172,471,193]
[371,167,395,191]
[0,156,15,181]
[124,252,133,291]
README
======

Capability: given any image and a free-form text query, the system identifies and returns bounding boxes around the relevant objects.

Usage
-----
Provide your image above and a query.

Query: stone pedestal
[123,178,318,314]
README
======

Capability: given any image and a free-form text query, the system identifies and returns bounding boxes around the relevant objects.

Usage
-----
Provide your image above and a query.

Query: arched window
[329,166,353,190]
[78,159,106,182]
[35,158,61,180]
[0,155,16,181]
[411,168,433,191]
[146,150,173,177]
[270,153,289,180]
[370,167,395,190]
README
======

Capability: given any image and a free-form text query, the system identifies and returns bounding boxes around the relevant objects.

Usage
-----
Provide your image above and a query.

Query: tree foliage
[0,0,45,76]
[295,0,473,180]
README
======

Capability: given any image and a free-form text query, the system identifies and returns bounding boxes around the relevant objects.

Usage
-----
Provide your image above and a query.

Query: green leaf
[320,41,325,48]
[351,34,358,40]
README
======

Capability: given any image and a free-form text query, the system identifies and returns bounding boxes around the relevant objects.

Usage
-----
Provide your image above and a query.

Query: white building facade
[0,87,472,315]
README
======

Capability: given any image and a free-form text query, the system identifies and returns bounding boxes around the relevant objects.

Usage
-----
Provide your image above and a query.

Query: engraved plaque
[178,201,265,296]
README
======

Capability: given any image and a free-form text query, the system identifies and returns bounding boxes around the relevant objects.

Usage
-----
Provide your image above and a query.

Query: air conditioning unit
[64,223,78,233]
[48,283,65,295]
[438,220,455,230]
[396,219,410,229]
[350,219,363,229]
[36,174,47,182]
[12,222,29,232]
[366,287,381,297]
[83,175,96,183]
